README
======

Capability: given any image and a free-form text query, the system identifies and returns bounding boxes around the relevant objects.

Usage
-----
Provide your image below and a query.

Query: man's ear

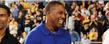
[45,11,50,15]
[8,17,11,23]
[43,8,49,15]
[43,8,46,15]
[44,8,50,15]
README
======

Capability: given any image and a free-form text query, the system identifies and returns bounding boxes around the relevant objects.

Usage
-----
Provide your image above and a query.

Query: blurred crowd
[1,0,109,44]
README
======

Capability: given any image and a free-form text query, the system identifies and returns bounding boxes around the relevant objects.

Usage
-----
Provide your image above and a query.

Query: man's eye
[59,12,63,14]
[59,12,65,15]
[0,14,6,17]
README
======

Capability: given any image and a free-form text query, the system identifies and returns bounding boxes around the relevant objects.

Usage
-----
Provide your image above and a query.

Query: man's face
[48,5,66,28]
[0,8,10,29]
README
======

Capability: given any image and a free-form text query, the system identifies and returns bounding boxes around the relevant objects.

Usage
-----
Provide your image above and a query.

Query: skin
[45,5,66,32]
[0,8,10,38]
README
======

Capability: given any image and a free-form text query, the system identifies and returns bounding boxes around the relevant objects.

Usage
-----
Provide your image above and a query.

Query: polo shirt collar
[40,21,64,36]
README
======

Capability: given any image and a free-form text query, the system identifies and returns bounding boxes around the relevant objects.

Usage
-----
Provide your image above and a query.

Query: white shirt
[102,29,109,44]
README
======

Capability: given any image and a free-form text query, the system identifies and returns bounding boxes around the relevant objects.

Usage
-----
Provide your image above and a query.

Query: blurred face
[105,11,109,18]
[84,25,89,30]
[47,5,66,28]
[36,11,40,16]
[18,11,23,19]
[0,8,10,30]
[75,6,79,11]
[25,19,30,25]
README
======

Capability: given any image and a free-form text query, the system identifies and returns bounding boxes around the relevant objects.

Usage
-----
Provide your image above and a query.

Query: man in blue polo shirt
[24,1,71,44]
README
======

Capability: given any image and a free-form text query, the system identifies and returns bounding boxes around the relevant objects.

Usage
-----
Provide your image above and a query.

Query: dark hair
[0,4,11,16]
[45,1,64,12]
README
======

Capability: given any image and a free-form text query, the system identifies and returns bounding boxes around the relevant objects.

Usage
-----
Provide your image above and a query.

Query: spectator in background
[0,4,19,44]
[103,2,109,32]
[30,3,37,15]
[71,2,77,12]
[25,1,71,44]
[9,17,18,37]
[88,27,98,41]
[24,15,33,34]
[19,1,30,14]
[32,9,43,28]
[90,10,98,27]
[102,2,109,44]
[67,6,81,42]
[19,32,27,44]
[102,28,109,44]
[73,9,82,35]
[34,9,43,23]
[68,14,75,33]
[10,2,19,20]
[32,18,40,28]
[17,10,26,38]
[81,19,91,40]
[67,14,80,42]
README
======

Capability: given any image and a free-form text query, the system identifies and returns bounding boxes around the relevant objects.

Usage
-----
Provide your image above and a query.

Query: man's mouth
[58,19,64,24]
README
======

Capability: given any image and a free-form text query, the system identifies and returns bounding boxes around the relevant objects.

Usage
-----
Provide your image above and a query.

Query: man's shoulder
[27,24,45,37]
[1,32,19,44]
[24,24,44,44]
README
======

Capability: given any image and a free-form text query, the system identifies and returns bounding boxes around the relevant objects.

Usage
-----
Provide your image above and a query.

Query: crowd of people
[0,0,109,44]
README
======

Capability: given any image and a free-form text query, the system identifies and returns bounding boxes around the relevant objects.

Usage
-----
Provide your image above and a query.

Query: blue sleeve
[24,30,41,44]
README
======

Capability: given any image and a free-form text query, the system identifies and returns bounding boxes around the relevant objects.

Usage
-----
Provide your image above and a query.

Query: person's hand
[72,16,76,20]
[76,18,80,20]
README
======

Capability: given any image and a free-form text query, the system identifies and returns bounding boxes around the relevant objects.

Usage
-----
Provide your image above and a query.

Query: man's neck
[0,28,6,42]
[45,21,56,32]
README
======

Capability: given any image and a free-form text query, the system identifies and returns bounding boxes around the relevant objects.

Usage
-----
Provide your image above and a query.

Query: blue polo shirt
[24,22,71,44]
